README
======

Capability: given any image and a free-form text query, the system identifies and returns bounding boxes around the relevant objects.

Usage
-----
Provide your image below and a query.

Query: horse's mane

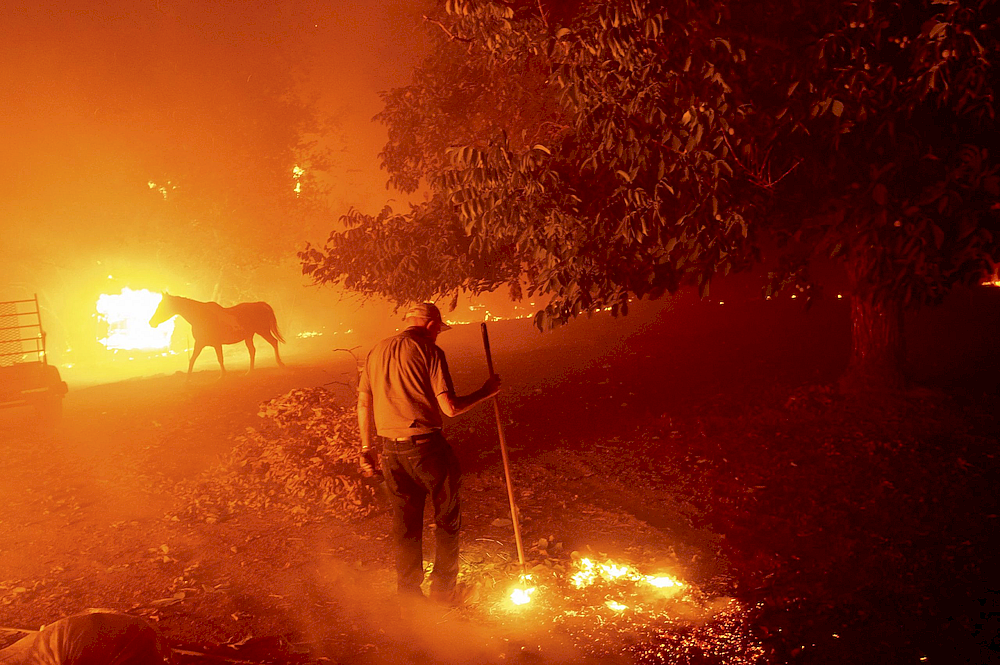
[168,294,205,305]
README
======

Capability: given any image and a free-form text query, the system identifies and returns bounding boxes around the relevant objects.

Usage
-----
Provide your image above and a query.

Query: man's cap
[403,302,452,331]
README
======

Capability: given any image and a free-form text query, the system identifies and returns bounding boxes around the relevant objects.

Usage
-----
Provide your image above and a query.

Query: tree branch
[536,0,549,31]
[722,132,801,189]
[423,15,473,43]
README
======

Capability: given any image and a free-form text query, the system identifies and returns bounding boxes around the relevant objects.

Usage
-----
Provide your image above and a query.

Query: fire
[570,557,683,592]
[484,554,762,663]
[502,556,685,613]
[510,586,535,605]
[645,575,680,588]
[97,288,173,351]
[509,573,536,606]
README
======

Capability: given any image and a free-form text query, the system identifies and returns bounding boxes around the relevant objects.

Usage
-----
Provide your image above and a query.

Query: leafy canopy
[301,0,999,327]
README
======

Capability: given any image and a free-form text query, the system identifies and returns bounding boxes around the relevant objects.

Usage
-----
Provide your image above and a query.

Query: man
[357,302,501,606]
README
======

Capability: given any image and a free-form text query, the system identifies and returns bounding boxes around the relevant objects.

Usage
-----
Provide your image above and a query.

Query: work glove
[359,449,380,478]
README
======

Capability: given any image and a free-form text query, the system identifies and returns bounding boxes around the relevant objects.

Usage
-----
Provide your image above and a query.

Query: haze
[0,0,500,385]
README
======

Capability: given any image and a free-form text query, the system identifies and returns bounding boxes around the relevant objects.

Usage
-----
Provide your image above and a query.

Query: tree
[750,0,1000,388]
[300,0,1000,389]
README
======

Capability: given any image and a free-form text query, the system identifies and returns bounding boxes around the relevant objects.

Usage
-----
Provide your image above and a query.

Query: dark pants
[381,432,461,596]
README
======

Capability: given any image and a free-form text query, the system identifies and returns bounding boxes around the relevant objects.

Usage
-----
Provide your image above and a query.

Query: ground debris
[170,387,378,525]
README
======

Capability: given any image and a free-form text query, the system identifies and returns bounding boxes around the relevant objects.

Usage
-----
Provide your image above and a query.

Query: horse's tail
[265,303,285,343]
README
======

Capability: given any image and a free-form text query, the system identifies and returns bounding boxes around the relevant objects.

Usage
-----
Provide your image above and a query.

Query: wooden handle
[481,322,495,375]
[481,321,525,571]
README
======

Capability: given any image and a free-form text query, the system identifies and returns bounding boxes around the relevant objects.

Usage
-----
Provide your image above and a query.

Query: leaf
[872,184,888,206]
[151,597,182,607]
[533,144,551,155]
[831,100,844,117]
[932,223,944,249]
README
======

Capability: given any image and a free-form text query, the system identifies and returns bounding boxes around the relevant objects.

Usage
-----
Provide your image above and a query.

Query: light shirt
[358,327,454,438]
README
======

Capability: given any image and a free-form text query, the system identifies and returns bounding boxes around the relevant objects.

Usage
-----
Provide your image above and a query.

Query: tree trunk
[842,293,907,392]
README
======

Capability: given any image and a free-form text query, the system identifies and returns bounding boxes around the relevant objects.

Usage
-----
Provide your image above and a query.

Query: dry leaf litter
[172,388,378,525]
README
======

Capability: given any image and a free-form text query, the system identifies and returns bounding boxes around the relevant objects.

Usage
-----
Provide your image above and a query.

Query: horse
[149,293,285,375]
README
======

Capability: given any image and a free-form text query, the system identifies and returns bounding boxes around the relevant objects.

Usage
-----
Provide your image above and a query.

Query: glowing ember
[644,575,680,588]
[147,180,175,200]
[510,586,536,605]
[508,573,537,606]
[97,288,173,351]
[571,557,683,592]
[482,553,762,663]
[571,557,598,588]
[601,562,630,579]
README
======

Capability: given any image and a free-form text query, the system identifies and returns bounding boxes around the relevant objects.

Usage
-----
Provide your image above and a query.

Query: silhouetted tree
[301,0,1000,390]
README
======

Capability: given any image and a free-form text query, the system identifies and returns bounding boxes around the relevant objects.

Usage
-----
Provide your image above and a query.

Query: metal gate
[0,295,46,368]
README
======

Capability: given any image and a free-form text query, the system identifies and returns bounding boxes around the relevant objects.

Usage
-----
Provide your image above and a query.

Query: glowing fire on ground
[505,556,685,609]
[509,574,536,605]
[97,288,173,351]
[510,585,536,605]
[570,557,683,591]
[486,553,764,663]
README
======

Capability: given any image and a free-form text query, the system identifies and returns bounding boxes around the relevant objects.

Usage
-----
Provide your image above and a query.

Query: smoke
[0,0,435,389]
[297,557,587,665]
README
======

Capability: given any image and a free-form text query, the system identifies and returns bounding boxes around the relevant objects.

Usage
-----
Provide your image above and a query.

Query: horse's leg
[213,345,226,373]
[245,336,256,371]
[259,331,285,367]
[188,343,205,374]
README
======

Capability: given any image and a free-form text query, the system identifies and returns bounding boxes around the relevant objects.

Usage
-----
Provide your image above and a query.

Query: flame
[644,575,680,588]
[601,563,631,579]
[97,288,173,351]
[570,557,598,588]
[510,586,536,605]
[509,573,536,606]
[485,554,762,663]
[571,557,683,592]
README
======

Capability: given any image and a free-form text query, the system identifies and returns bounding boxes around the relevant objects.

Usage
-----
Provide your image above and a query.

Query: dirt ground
[1,291,997,665]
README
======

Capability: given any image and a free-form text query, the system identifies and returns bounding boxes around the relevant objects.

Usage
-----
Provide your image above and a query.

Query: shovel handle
[481,323,495,376]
